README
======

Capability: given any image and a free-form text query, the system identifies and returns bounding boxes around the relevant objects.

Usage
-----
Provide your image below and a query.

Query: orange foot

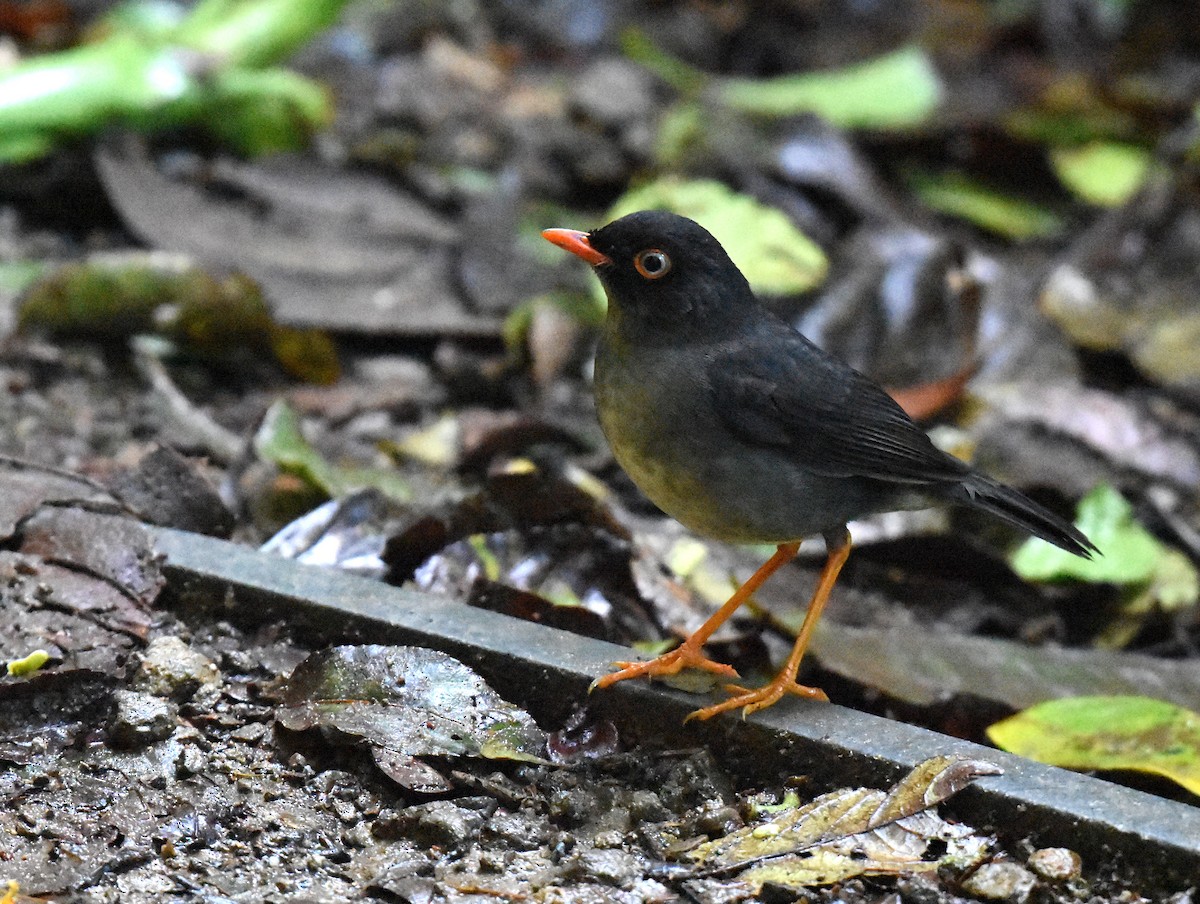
[590,640,739,691]
[684,678,829,722]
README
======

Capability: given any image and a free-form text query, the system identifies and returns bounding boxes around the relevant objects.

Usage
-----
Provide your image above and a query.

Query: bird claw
[589,642,739,692]
[683,679,829,722]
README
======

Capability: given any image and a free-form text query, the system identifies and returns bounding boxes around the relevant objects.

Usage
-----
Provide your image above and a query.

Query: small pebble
[1028,847,1082,882]
[133,636,222,703]
[561,847,643,887]
[108,690,177,749]
[962,861,1037,903]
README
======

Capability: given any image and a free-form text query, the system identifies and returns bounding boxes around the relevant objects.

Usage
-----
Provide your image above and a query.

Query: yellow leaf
[988,696,1200,796]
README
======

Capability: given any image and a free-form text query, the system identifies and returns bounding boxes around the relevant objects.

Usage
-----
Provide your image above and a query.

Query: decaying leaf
[810,620,1200,711]
[988,695,1200,796]
[683,756,998,891]
[0,458,116,542]
[19,508,165,608]
[277,645,546,790]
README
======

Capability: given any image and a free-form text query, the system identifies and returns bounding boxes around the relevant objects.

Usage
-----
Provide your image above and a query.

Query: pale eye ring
[634,249,672,280]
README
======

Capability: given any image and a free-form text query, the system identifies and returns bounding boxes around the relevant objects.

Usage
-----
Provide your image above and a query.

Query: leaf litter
[681,756,1000,893]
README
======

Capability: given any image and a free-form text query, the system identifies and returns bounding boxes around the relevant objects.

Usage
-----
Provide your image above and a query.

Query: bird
[542,210,1097,721]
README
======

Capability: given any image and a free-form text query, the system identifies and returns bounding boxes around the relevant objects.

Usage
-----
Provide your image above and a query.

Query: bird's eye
[633,249,672,280]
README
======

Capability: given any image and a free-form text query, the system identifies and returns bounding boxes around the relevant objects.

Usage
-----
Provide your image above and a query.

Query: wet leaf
[1011,487,1199,638]
[988,696,1200,796]
[414,523,633,643]
[19,508,165,607]
[254,400,412,502]
[260,489,395,576]
[1050,142,1153,207]
[685,756,997,889]
[605,178,827,297]
[720,46,942,129]
[910,172,1064,240]
[811,620,1200,712]
[277,645,546,790]
[0,459,115,542]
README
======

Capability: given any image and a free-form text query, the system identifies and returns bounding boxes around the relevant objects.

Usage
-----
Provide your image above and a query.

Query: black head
[546,210,759,343]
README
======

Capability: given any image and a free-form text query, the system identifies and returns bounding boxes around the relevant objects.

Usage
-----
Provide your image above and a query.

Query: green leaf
[910,171,1064,240]
[1011,484,1198,647]
[619,27,706,95]
[197,66,332,155]
[719,46,942,129]
[1051,142,1153,207]
[173,0,349,69]
[0,260,46,294]
[605,178,827,297]
[254,400,411,501]
[988,696,1200,796]
[0,0,348,163]
[1013,484,1169,585]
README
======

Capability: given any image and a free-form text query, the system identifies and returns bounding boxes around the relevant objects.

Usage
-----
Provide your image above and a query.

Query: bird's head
[543,210,757,343]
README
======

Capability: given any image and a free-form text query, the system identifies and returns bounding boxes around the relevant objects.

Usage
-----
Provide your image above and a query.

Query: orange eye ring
[634,249,672,280]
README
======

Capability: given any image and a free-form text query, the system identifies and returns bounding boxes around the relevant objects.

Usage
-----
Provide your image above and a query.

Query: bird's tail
[953,474,1098,558]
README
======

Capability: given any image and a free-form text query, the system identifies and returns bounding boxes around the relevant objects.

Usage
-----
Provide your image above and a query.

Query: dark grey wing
[709,327,968,485]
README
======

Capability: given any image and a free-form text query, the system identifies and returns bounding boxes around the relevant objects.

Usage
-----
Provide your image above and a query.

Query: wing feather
[709,327,967,485]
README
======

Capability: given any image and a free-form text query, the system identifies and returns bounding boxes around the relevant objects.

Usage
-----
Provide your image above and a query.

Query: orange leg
[686,528,852,722]
[591,541,803,691]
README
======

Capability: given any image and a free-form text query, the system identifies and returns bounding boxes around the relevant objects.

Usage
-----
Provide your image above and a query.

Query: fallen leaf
[910,171,1064,240]
[0,458,116,542]
[684,756,998,890]
[720,46,942,129]
[988,695,1200,796]
[277,645,546,790]
[1050,142,1153,207]
[254,400,412,502]
[810,620,1200,711]
[1011,484,1198,647]
[19,508,165,607]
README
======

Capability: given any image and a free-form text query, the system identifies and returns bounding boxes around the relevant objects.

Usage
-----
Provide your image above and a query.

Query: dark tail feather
[954,474,1099,559]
